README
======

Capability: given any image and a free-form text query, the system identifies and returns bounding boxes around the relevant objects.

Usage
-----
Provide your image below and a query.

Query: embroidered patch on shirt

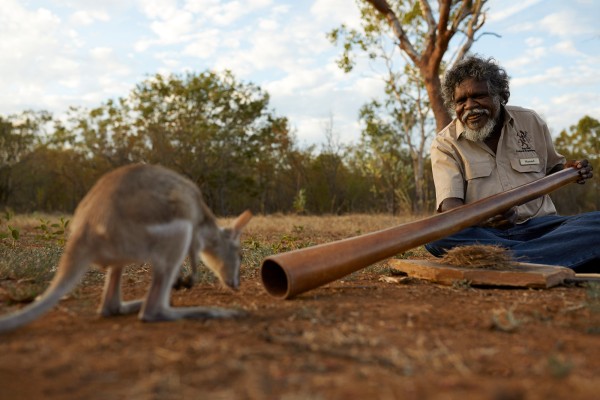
[519,157,540,165]
[517,130,534,152]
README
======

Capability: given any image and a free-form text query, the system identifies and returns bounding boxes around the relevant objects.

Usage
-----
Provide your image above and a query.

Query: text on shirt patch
[519,157,540,165]
[516,130,534,153]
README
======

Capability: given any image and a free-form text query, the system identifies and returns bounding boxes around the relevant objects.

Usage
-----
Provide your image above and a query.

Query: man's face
[453,78,501,141]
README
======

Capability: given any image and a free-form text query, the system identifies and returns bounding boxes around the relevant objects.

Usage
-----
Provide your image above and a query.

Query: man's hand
[479,206,518,229]
[564,159,594,184]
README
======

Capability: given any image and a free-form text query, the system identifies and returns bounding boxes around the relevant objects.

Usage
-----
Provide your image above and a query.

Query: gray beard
[463,116,496,142]
[461,97,501,142]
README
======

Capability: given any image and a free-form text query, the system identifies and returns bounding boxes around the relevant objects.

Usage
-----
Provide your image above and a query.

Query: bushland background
[1,76,598,219]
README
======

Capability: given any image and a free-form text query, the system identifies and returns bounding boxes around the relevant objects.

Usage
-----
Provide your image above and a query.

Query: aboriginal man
[425,55,599,272]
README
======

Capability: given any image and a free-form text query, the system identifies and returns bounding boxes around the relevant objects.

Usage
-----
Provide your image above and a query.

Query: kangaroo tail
[0,241,90,334]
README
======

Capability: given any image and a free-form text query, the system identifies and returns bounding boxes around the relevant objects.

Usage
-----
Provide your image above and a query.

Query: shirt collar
[456,118,466,139]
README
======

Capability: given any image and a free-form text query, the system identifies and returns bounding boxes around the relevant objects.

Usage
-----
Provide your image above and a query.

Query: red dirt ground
[1,215,599,399]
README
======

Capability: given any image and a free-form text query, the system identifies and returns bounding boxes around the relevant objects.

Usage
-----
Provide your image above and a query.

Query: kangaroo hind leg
[98,266,143,317]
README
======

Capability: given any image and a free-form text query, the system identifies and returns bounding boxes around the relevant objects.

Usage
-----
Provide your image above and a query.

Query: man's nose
[464,97,477,109]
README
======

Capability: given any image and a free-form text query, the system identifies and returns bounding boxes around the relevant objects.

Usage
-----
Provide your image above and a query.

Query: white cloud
[182,30,221,59]
[258,18,279,31]
[90,47,114,60]
[310,0,362,29]
[545,92,600,133]
[70,10,110,25]
[136,0,179,20]
[487,0,543,22]
[2,0,598,144]
[525,37,543,47]
[512,58,600,89]
[0,2,70,110]
[553,40,583,56]
[149,10,195,43]
[539,11,595,37]
[511,66,564,87]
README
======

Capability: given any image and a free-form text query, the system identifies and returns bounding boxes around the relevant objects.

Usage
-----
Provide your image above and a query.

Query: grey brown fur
[0,164,252,333]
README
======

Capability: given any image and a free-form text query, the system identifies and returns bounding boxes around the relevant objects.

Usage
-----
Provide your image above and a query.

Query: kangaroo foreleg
[173,244,200,290]
[141,221,245,322]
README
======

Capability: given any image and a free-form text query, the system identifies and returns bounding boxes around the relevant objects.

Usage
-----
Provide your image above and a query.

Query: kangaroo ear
[232,210,253,232]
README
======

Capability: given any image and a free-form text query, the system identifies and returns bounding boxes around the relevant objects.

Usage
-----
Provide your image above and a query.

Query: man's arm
[439,197,518,229]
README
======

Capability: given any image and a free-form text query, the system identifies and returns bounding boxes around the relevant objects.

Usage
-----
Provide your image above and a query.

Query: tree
[555,115,600,162]
[311,116,348,214]
[379,63,433,212]
[0,111,50,206]
[329,0,489,213]
[553,115,600,212]
[358,0,488,131]
[11,147,96,212]
[60,70,295,215]
[355,102,415,214]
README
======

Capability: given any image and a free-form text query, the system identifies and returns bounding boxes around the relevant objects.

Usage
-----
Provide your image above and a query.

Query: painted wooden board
[388,259,576,288]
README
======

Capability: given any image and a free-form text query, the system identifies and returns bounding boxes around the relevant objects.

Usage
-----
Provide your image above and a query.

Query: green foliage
[64,70,295,215]
[0,111,48,206]
[35,217,70,245]
[0,66,436,215]
[0,210,20,244]
[292,188,307,214]
[552,115,600,213]
[240,238,275,276]
[329,3,437,214]
[555,115,600,160]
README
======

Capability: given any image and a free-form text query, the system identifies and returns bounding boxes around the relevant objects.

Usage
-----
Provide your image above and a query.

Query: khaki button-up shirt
[430,105,565,223]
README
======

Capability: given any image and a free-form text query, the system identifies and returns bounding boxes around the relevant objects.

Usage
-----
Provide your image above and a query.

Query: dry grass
[440,245,518,270]
[2,212,430,290]
[222,213,421,242]
[3,212,70,230]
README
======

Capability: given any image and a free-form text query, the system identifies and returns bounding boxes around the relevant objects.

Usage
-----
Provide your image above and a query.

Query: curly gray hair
[442,55,510,110]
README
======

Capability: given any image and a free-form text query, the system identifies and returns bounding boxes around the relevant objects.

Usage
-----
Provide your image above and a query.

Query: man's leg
[426,212,600,271]
[509,212,600,271]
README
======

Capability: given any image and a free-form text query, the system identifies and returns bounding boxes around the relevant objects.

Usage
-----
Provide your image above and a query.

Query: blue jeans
[425,211,600,272]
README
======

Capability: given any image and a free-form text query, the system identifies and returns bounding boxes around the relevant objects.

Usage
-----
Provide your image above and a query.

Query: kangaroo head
[199,210,252,290]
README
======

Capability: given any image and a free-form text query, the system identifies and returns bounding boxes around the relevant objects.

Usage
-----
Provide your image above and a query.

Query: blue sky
[2,0,599,146]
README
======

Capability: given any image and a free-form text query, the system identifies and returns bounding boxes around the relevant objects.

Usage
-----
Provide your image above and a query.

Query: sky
[2,0,599,147]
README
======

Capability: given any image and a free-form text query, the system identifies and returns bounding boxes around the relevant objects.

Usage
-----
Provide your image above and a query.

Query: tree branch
[451,0,488,68]
[419,0,436,37]
[450,0,471,32]
[364,0,421,63]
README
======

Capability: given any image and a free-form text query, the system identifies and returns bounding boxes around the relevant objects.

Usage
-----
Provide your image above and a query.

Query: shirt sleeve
[430,136,466,212]
[541,120,566,173]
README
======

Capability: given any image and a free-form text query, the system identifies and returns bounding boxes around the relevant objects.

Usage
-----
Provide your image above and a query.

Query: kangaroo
[0,163,252,333]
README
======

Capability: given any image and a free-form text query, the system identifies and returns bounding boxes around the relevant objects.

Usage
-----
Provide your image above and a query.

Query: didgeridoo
[260,167,582,299]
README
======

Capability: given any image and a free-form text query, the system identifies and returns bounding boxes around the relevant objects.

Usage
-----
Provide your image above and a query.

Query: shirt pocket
[509,158,544,173]
[464,161,493,180]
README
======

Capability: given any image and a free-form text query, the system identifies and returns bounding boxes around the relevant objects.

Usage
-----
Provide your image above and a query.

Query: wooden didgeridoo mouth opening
[261,167,582,299]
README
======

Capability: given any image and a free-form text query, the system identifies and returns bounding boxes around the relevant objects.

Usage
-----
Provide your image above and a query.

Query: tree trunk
[422,71,451,131]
